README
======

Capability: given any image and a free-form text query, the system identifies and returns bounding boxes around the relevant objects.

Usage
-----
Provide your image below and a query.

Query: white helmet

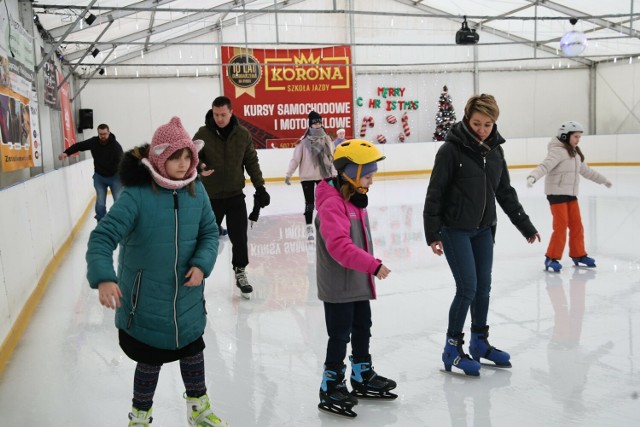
[557,121,584,141]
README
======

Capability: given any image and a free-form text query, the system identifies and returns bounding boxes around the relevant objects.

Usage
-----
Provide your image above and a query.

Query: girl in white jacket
[284,111,336,239]
[527,121,612,272]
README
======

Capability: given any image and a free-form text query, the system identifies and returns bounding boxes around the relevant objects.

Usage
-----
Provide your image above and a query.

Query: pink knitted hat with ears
[147,116,203,181]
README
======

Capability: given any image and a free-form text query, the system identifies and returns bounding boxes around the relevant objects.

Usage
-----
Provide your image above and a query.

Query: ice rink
[0,167,639,426]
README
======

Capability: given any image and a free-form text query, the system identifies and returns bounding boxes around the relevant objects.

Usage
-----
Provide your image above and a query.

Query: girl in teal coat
[86,117,228,427]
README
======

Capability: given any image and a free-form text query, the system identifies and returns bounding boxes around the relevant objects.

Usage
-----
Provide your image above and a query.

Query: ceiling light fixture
[560,18,587,57]
[91,48,100,58]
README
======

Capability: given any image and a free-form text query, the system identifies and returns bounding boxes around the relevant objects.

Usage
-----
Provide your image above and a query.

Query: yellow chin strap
[341,165,369,194]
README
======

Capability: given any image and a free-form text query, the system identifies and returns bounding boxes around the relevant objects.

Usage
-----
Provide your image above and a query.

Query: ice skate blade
[318,403,357,418]
[440,369,480,378]
[351,390,398,400]
[477,361,512,369]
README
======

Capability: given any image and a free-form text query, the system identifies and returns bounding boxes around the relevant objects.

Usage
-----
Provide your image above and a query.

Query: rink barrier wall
[257,133,640,180]
[0,161,95,376]
[0,133,639,375]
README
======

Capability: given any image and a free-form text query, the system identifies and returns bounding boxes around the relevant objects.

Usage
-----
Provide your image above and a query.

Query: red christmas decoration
[359,116,374,137]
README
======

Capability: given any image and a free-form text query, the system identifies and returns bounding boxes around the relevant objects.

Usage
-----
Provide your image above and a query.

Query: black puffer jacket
[423,121,537,245]
[63,133,123,177]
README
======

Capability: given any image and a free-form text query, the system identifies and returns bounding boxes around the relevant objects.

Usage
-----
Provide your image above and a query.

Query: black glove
[255,186,270,208]
[248,196,261,223]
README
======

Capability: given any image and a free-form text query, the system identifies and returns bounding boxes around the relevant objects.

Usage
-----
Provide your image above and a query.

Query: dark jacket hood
[118,144,153,187]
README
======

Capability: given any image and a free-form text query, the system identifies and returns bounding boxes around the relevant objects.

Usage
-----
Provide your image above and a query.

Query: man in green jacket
[194,96,270,299]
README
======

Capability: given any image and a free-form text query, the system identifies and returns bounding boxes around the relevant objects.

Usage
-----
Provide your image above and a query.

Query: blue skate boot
[442,333,481,376]
[469,325,512,368]
[544,256,562,272]
[572,255,596,268]
[318,364,358,418]
[349,355,397,399]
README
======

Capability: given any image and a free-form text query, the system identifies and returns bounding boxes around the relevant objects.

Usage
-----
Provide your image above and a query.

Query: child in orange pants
[527,121,612,272]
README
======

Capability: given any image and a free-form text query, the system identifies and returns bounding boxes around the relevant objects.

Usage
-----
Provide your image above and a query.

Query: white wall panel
[481,70,590,138]
[82,78,217,152]
[596,62,640,134]
[0,184,40,325]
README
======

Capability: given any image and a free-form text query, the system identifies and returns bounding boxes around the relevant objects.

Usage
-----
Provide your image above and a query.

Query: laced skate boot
[306,224,315,241]
[349,355,397,399]
[572,255,596,268]
[128,407,153,426]
[544,256,562,273]
[442,333,481,376]
[318,364,358,418]
[469,325,512,368]
[233,266,253,299]
[185,393,229,427]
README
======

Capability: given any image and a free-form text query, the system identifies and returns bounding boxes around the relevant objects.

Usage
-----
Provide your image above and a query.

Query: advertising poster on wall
[57,70,76,152]
[41,48,59,110]
[221,45,353,148]
[0,10,36,171]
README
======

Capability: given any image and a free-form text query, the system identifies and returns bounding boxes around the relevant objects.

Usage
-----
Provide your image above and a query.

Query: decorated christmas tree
[433,85,457,141]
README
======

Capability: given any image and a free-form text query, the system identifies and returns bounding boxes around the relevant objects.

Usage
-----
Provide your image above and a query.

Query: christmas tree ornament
[386,115,397,124]
[376,134,387,144]
[398,132,405,143]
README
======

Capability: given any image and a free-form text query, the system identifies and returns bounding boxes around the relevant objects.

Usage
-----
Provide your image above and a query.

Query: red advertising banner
[57,70,76,152]
[221,46,353,148]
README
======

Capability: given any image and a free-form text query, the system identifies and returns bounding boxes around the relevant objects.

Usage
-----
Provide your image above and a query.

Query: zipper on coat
[173,190,180,348]
[479,156,487,227]
[127,270,143,329]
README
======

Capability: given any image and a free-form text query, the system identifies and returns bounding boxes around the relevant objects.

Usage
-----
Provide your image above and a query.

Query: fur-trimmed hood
[118,144,153,187]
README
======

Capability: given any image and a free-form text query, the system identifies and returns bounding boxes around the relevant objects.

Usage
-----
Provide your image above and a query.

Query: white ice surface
[0,167,638,426]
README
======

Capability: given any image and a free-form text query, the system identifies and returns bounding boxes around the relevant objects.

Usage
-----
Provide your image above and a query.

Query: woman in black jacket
[423,94,540,376]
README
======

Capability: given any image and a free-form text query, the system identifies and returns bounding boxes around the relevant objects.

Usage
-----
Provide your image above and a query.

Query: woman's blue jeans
[440,226,494,337]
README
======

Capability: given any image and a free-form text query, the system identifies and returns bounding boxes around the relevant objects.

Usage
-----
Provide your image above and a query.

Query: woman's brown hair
[464,94,500,122]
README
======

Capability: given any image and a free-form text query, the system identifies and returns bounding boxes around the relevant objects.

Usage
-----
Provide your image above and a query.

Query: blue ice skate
[469,326,512,368]
[544,257,562,272]
[572,256,596,268]
[442,333,481,376]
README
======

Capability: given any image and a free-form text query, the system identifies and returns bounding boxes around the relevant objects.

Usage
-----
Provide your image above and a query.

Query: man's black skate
[233,267,253,299]
[349,355,398,399]
[318,365,359,418]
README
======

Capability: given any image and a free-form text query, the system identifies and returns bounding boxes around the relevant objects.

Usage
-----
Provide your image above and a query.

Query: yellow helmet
[333,139,385,171]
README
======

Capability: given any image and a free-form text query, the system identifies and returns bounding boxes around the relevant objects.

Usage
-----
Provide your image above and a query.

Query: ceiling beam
[392,0,592,66]
[47,0,175,38]
[63,0,261,61]
[522,0,640,39]
[99,0,308,66]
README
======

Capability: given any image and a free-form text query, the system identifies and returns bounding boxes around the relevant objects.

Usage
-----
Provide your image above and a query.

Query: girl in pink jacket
[315,140,396,418]
[527,121,612,272]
